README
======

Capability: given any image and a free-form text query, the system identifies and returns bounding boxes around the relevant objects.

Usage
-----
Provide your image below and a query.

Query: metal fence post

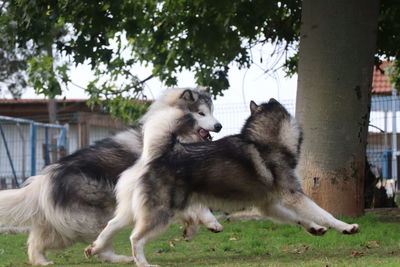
[44,127,50,165]
[0,123,19,187]
[391,90,398,183]
[30,123,37,176]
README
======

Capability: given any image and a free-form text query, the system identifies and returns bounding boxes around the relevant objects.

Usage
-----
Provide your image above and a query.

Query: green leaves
[27,56,70,98]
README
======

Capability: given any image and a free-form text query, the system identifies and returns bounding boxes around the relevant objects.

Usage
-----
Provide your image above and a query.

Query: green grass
[1,212,399,267]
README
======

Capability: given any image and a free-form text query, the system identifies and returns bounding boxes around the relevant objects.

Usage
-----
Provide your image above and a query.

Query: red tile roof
[372,61,393,95]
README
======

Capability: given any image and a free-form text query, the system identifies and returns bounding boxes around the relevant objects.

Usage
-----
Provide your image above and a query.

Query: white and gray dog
[0,87,223,266]
[85,98,360,267]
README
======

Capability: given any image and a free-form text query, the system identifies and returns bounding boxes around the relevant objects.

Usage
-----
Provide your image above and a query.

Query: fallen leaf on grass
[229,237,238,241]
[169,242,176,247]
[365,240,380,249]
[281,246,289,252]
[292,245,310,254]
[263,226,278,231]
[351,250,364,257]
[155,248,164,254]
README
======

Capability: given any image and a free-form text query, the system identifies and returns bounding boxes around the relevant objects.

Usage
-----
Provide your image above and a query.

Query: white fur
[141,107,185,160]
[0,175,43,227]
[191,101,219,132]
[139,88,187,124]
[279,117,301,154]
[113,129,143,156]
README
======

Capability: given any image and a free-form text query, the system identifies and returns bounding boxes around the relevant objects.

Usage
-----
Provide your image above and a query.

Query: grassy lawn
[0,211,399,267]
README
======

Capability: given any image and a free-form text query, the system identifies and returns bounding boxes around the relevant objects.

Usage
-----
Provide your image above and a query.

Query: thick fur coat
[86,99,360,267]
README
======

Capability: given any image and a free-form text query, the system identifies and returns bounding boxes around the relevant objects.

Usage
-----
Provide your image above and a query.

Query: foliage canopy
[0,0,399,120]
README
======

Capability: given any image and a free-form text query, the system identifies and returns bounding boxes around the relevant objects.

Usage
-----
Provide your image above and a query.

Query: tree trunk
[46,43,57,124]
[48,98,57,124]
[46,43,58,162]
[296,0,379,217]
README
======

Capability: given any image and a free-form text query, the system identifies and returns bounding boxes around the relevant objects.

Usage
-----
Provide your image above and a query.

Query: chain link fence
[213,100,296,138]
[0,97,397,189]
[0,116,67,189]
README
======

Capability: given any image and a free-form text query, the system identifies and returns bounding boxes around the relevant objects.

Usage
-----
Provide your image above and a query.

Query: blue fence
[0,116,67,188]
[367,95,400,183]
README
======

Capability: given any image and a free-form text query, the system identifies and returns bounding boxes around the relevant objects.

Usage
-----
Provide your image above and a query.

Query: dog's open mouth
[198,129,213,141]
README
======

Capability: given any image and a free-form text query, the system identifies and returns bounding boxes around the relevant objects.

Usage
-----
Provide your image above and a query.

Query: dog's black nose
[214,123,222,132]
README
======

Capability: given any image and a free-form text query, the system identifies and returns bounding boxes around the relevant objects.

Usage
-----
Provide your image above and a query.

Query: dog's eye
[198,112,205,116]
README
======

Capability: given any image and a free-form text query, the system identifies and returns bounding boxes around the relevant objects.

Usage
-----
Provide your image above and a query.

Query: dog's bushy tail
[0,174,45,227]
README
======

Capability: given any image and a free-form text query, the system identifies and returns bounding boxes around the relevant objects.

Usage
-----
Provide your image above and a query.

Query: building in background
[0,99,126,188]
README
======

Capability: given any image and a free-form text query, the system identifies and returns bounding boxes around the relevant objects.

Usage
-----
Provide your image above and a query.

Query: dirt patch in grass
[365,208,400,222]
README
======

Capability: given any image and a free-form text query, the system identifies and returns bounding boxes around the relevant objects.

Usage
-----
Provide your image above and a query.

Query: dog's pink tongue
[199,129,209,137]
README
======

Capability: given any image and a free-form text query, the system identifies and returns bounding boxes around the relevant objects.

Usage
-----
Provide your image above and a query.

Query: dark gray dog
[86,98,359,267]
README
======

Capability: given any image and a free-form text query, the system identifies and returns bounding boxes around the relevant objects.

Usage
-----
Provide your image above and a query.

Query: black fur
[51,137,138,208]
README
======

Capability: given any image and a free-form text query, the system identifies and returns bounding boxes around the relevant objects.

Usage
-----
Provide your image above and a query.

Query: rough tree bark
[296,0,379,216]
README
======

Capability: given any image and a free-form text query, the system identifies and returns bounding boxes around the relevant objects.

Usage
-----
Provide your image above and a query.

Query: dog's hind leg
[280,192,359,234]
[180,204,223,241]
[181,217,200,241]
[84,214,132,259]
[258,203,328,236]
[27,225,66,266]
[130,208,173,267]
[197,206,223,233]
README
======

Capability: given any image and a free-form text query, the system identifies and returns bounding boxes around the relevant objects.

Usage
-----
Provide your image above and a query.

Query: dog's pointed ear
[250,100,258,115]
[197,86,211,94]
[180,89,198,102]
[268,98,278,104]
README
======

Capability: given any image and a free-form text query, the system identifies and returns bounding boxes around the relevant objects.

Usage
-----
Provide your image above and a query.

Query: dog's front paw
[342,224,359,235]
[308,226,327,236]
[206,221,223,233]
[84,244,96,259]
